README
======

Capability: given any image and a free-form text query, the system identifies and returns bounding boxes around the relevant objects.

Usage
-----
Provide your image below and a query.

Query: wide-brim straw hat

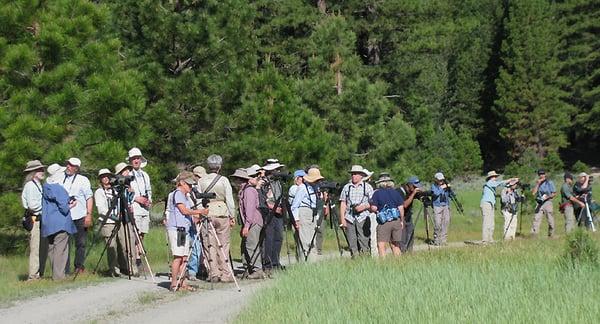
[128,147,148,168]
[304,168,324,183]
[231,168,252,180]
[114,162,132,175]
[263,162,285,171]
[348,165,368,176]
[486,170,500,180]
[23,160,45,172]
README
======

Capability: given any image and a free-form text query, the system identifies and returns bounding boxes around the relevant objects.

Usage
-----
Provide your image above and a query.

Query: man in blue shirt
[480,171,519,243]
[531,169,557,237]
[431,172,450,245]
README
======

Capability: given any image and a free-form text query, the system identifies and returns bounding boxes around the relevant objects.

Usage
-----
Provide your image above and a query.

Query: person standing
[480,171,519,243]
[42,164,77,280]
[198,154,236,282]
[339,165,373,256]
[261,159,286,271]
[61,157,93,274]
[573,172,592,228]
[187,165,207,280]
[431,172,451,246]
[128,148,152,246]
[232,168,265,279]
[291,167,324,261]
[500,183,521,240]
[560,172,584,233]
[398,176,422,252]
[370,173,404,257]
[531,169,557,237]
[21,160,49,280]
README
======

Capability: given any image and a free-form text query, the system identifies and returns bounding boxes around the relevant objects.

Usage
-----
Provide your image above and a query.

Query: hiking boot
[247,270,266,280]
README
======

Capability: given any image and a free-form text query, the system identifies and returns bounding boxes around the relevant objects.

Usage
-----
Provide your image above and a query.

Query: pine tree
[494,0,573,160]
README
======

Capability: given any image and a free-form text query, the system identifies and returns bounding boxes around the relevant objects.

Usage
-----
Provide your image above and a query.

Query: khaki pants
[298,207,317,261]
[47,231,69,280]
[201,217,232,280]
[564,205,576,233]
[480,202,495,243]
[100,223,137,275]
[531,201,555,237]
[433,206,450,245]
[369,213,378,257]
[29,221,48,279]
[502,210,518,240]
[242,224,262,271]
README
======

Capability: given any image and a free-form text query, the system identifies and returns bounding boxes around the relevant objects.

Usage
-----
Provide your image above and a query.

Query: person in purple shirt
[231,168,265,279]
[370,173,404,257]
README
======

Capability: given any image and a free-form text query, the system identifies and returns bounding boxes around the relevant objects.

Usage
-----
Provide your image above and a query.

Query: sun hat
[294,170,307,178]
[23,160,45,172]
[231,168,252,180]
[193,165,207,178]
[98,168,112,178]
[128,147,148,168]
[246,164,264,177]
[66,157,81,167]
[375,173,393,184]
[263,160,285,171]
[114,162,132,175]
[176,171,196,185]
[485,170,500,180]
[407,176,422,188]
[578,172,589,178]
[304,168,324,183]
[363,169,374,181]
[348,165,368,176]
[434,172,445,181]
[47,163,66,177]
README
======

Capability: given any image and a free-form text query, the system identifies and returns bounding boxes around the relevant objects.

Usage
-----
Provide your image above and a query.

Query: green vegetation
[237,238,600,323]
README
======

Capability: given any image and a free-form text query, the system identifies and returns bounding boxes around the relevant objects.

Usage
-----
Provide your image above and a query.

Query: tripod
[281,192,306,262]
[576,193,597,232]
[327,197,349,256]
[83,186,155,282]
[410,200,435,247]
[199,216,241,291]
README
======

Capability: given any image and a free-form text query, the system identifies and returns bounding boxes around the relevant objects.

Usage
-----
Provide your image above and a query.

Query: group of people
[479,169,595,243]
[21,148,152,280]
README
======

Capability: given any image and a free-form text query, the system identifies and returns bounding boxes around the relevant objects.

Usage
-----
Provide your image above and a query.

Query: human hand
[241,227,249,237]
[69,200,77,209]
[84,215,92,228]
[340,220,347,229]
[229,218,236,227]
[294,221,300,230]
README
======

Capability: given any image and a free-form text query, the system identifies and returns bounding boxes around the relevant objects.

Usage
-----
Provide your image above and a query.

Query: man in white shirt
[61,157,93,273]
[128,148,152,238]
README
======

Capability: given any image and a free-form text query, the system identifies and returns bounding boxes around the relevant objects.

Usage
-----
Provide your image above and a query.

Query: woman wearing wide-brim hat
[21,160,49,280]
[480,170,519,243]
[370,173,405,257]
[290,167,325,260]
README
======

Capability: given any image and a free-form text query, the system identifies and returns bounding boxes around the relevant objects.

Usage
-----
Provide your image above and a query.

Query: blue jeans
[187,230,202,276]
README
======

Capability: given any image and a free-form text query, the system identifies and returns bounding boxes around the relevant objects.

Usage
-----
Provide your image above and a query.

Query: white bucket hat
[114,162,132,175]
[128,147,147,168]
[98,168,113,178]
[66,157,81,167]
[46,163,66,184]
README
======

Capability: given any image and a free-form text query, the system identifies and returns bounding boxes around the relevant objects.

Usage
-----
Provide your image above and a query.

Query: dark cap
[537,169,546,175]
[564,172,573,180]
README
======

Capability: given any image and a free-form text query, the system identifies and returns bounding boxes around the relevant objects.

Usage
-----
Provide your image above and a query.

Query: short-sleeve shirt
[339,182,374,223]
[560,183,574,205]
[371,188,404,211]
[61,173,93,220]
[536,180,556,201]
[166,189,192,231]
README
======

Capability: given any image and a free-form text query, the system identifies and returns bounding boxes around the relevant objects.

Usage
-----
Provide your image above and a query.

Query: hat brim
[486,173,500,180]
[98,172,113,178]
[116,165,133,175]
[375,178,394,184]
[349,171,368,176]
[23,165,46,172]
[304,175,324,183]
[263,163,285,171]
[231,174,251,180]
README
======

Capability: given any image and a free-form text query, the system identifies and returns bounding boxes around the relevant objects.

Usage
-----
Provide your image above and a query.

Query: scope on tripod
[191,187,217,200]
[320,181,339,191]
[110,175,134,187]
[271,172,293,181]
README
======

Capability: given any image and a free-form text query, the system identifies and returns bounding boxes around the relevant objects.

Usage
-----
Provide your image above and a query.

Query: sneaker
[188,273,198,281]
[247,270,266,280]
[75,268,85,274]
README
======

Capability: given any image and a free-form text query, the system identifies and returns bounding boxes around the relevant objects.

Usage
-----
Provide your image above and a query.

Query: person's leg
[405,221,415,252]
[52,232,69,280]
[357,217,371,254]
[369,213,378,257]
[170,256,183,289]
[433,206,443,244]
[344,220,359,256]
[564,205,576,233]
[315,217,324,254]
[246,224,263,275]
[442,206,450,244]
[531,207,543,236]
[74,218,87,271]
[201,224,219,281]
[271,217,284,265]
[376,223,388,257]
[544,202,555,237]
[507,213,518,239]
[39,231,48,277]
[100,224,118,274]
[298,209,315,258]
[214,218,232,280]
[187,232,201,278]
[28,221,41,279]
[262,217,274,269]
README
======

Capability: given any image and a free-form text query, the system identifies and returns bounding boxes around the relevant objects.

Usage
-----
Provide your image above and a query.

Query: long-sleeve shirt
[22,180,43,215]
[199,173,235,218]
[41,183,77,237]
[94,187,118,224]
[239,184,262,230]
[131,168,152,216]
[291,183,317,221]
[431,184,450,208]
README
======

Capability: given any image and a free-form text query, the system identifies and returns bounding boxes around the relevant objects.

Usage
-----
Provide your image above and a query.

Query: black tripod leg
[91,222,120,276]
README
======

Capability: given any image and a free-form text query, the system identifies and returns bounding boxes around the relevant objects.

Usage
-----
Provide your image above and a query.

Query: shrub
[562,229,600,268]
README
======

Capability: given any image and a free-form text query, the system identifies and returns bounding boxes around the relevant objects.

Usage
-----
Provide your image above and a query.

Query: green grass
[236,238,600,323]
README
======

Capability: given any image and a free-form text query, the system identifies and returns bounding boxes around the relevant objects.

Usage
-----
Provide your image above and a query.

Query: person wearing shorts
[370,173,404,257]
[166,171,207,291]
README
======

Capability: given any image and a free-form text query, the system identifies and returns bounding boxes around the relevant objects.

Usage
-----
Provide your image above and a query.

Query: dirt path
[0,241,467,324]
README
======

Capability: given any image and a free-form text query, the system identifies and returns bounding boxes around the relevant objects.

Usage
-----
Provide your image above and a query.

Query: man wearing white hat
[62,157,93,273]
[339,165,374,256]
[480,171,519,243]
[128,148,152,242]
[21,160,48,280]
[430,172,450,246]
[198,154,236,282]
[261,159,286,271]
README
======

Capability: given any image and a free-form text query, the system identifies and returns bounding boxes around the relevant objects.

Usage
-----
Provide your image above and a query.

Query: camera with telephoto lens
[320,181,339,191]
[515,181,531,190]
[271,171,293,181]
[110,174,135,187]
[190,187,216,208]
[589,176,594,184]
[176,227,186,247]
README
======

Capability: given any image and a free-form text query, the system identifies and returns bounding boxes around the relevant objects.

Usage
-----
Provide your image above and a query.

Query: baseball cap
[537,169,546,175]
[294,170,306,178]
[407,176,422,188]
[434,172,445,181]
[66,157,81,167]
[564,172,573,180]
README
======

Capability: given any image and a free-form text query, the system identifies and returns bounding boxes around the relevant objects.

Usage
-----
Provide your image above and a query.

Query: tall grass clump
[562,229,600,268]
